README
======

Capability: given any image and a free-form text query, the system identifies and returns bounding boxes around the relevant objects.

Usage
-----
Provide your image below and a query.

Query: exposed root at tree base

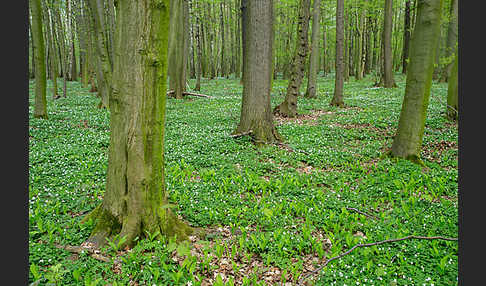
[81,204,197,249]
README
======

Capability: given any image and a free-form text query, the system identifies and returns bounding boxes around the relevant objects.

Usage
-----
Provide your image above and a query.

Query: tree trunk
[86,0,193,248]
[240,0,248,84]
[402,0,411,74]
[446,50,458,121]
[195,1,202,91]
[331,0,344,107]
[168,0,187,99]
[391,0,444,163]
[233,0,281,145]
[305,0,321,98]
[440,0,458,82]
[30,0,48,119]
[273,0,311,118]
[87,0,113,107]
[380,0,397,87]
[44,3,59,98]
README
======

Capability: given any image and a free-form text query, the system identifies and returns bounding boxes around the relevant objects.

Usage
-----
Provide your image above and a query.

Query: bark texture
[391,0,444,162]
[273,0,311,117]
[30,0,48,119]
[86,0,192,248]
[233,0,281,145]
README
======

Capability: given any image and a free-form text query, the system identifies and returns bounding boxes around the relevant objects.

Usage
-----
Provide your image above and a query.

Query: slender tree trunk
[30,0,48,119]
[305,0,321,98]
[87,0,113,107]
[440,0,458,82]
[195,1,202,91]
[45,4,59,98]
[233,0,281,144]
[446,50,458,121]
[240,0,248,84]
[273,0,311,118]
[331,0,345,107]
[168,0,187,99]
[86,0,193,248]
[391,0,444,162]
[355,1,366,80]
[380,0,397,87]
[402,0,411,74]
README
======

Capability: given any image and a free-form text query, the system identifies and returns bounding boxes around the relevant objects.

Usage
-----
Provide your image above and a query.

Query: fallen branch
[346,207,379,220]
[298,235,458,284]
[167,90,213,98]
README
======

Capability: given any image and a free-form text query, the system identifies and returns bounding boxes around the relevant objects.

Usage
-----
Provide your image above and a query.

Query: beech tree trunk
[233,0,281,145]
[391,0,443,163]
[305,0,321,99]
[273,0,311,118]
[30,0,48,119]
[330,0,345,107]
[86,0,193,248]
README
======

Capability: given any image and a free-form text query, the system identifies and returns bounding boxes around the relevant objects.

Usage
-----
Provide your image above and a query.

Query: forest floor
[29,73,458,285]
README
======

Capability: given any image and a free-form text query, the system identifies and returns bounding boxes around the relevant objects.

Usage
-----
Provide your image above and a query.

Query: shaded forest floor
[29,73,458,285]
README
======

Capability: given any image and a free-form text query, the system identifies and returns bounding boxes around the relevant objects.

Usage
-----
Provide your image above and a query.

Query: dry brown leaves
[165,225,333,285]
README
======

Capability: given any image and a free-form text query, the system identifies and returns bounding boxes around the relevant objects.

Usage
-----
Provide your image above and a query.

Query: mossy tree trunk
[391,0,444,162]
[446,50,458,121]
[30,0,48,119]
[86,0,192,248]
[44,3,59,99]
[330,0,345,107]
[305,0,321,99]
[273,0,311,118]
[233,0,281,145]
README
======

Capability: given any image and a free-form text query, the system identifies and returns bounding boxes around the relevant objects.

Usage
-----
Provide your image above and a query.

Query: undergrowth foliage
[29,73,457,285]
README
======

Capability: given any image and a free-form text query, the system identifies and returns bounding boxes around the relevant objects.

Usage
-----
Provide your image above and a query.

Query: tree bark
[273,0,311,118]
[30,0,48,119]
[330,0,345,107]
[305,0,321,98]
[391,0,444,162]
[233,0,281,145]
[195,1,202,91]
[86,0,193,248]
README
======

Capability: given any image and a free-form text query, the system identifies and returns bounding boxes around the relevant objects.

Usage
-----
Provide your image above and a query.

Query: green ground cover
[29,73,457,285]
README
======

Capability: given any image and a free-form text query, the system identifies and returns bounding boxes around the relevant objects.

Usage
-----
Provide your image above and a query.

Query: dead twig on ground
[298,235,458,284]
